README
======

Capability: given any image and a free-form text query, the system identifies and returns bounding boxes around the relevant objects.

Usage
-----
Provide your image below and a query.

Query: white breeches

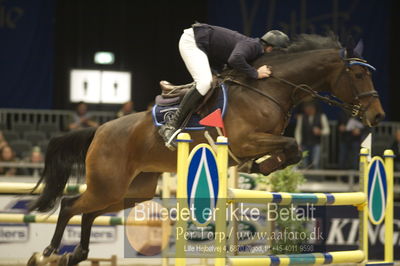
[178,28,213,96]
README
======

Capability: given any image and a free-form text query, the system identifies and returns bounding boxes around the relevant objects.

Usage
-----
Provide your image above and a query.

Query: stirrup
[165,128,182,150]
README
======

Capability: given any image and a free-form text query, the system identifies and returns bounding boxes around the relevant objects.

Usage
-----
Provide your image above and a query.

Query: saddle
[160,81,195,98]
[156,76,219,107]
[155,81,195,107]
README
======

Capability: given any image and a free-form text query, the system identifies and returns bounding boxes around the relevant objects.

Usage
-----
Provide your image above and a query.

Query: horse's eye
[355,73,363,79]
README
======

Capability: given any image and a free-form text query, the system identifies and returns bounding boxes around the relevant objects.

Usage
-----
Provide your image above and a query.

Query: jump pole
[174,133,229,266]
[362,148,394,265]
[175,133,191,266]
[0,183,87,195]
[215,136,229,266]
[0,213,162,226]
[383,149,394,263]
[360,148,369,261]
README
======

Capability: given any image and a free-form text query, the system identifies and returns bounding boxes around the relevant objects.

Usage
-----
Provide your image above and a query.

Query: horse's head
[330,41,385,126]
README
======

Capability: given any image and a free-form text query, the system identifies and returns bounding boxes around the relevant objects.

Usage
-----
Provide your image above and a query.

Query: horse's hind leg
[61,206,126,266]
[28,179,132,266]
[59,172,160,266]
[27,195,81,266]
[46,196,81,255]
[57,211,98,266]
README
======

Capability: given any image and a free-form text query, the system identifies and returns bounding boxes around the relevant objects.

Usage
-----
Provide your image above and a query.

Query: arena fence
[0,108,115,131]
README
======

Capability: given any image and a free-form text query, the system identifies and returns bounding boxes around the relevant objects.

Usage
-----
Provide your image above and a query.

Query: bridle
[331,57,379,117]
[223,53,378,121]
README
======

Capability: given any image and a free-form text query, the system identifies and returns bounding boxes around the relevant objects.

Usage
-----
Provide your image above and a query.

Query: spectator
[23,146,44,177]
[0,131,8,150]
[338,112,365,169]
[338,112,350,169]
[295,101,330,169]
[0,145,17,176]
[390,129,400,171]
[69,101,99,130]
[116,101,135,118]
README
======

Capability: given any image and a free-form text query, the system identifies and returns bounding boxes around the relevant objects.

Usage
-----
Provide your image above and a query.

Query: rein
[272,74,363,116]
[223,59,378,120]
[223,77,288,115]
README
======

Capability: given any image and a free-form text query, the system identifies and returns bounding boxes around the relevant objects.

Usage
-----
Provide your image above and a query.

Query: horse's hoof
[27,252,59,266]
[27,252,40,266]
[57,253,70,266]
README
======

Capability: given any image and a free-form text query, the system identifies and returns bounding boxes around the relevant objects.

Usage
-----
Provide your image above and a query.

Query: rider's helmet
[261,30,290,48]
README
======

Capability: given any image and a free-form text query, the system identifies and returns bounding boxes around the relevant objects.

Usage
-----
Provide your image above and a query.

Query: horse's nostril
[374,113,385,123]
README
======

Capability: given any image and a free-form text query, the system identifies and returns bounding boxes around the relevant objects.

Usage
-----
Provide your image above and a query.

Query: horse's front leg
[234,132,302,175]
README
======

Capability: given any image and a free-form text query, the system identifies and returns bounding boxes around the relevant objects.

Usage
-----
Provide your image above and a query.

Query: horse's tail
[29,127,97,212]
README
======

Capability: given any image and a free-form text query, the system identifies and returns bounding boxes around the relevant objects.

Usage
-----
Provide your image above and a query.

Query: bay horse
[28,34,384,266]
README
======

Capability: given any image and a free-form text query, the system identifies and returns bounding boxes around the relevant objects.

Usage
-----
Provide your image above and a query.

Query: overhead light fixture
[94,51,115,65]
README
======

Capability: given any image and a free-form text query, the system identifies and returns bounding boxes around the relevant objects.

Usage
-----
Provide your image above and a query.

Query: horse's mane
[285,33,342,53]
[258,33,342,64]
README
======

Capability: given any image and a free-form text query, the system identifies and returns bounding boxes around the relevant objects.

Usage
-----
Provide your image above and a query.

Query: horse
[27,34,384,266]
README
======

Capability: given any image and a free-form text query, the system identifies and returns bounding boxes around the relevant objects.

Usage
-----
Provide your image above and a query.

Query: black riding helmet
[261,30,290,48]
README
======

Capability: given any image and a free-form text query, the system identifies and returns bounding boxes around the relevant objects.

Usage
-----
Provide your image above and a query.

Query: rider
[159,23,290,149]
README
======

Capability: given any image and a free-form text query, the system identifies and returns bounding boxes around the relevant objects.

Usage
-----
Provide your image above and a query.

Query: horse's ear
[343,35,356,57]
[339,48,347,59]
[353,39,364,58]
[326,30,337,40]
[344,35,355,48]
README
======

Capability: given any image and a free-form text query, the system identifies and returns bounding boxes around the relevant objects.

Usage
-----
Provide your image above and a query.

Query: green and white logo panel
[367,157,387,224]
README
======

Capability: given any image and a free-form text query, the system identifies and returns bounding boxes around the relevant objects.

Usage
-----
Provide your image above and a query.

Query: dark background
[0,0,398,120]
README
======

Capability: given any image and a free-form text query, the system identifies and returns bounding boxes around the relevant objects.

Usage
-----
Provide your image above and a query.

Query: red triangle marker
[199,108,226,136]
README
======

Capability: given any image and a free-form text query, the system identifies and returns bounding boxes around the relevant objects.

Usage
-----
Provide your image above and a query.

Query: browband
[348,60,376,71]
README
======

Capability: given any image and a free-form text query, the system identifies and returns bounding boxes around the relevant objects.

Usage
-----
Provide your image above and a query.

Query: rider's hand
[352,128,361,136]
[257,65,272,79]
[313,127,322,136]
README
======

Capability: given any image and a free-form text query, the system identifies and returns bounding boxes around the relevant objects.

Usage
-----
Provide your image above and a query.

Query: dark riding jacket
[301,113,323,146]
[192,23,264,79]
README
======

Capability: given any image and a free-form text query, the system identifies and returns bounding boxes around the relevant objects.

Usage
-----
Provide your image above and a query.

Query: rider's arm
[320,114,330,136]
[227,41,262,79]
[294,115,303,146]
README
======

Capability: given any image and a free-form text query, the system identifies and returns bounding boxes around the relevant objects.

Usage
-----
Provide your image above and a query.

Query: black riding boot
[159,87,203,150]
